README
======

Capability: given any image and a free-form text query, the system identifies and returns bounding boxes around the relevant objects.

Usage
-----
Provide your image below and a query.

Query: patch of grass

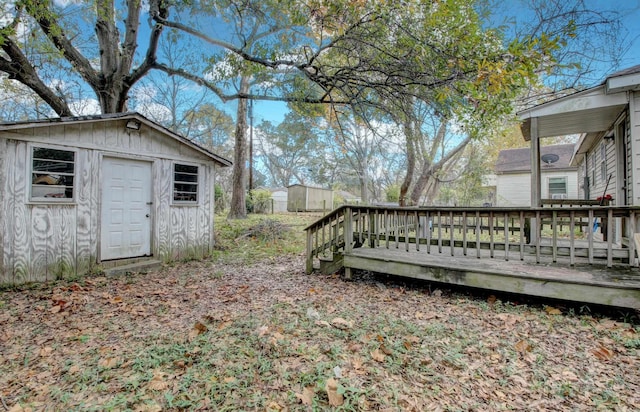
[213,213,313,264]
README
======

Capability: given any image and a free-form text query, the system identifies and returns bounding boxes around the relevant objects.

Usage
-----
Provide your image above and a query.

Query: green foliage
[386,184,400,203]
[214,184,225,212]
[247,189,272,214]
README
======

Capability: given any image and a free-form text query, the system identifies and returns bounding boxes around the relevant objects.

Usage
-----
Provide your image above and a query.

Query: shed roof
[0,112,232,167]
[495,143,576,174]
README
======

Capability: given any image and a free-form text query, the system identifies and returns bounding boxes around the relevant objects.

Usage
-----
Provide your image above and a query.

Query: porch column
[530,117,541,207]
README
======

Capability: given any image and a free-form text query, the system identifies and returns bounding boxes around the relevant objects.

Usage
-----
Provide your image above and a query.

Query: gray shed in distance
[287,184,333,212]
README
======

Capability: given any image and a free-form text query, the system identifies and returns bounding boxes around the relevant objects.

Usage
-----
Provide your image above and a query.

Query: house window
[31,146,75,201]
[548,177,567,198]
[600,143,606,181]
[173,163,198,203]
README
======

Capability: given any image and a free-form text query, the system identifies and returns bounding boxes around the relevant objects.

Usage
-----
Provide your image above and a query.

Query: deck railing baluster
[476,211,481,259]
[462,211,468,256]
[394,210,400,249]
[535,211,541,264]
[415,210,420,252]
[569,211,575,266]
[552,210,558,263]
[489,211,494,258]
[588,210,594,264]
[385,210,390,249]
[426,211,432,254]
[437,211,443,253]
[405,211,410,252]
[519,211,525,261]
[449,211,455,256]
[607,208,613,268]
[631,211,637,266]
[504,212,509,261]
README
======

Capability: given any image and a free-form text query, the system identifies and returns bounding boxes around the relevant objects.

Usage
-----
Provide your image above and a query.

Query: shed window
[548,177,567,197]
[31,146,75,201]
[173,163,198,203]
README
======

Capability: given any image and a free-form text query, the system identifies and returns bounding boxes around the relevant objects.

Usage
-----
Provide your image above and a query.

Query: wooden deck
[343,247,640,309]
[306,205,640,309]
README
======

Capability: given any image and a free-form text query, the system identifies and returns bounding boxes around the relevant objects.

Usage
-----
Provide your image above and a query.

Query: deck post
[344,207,353,280]
[530,117,541,208]
[306,228,314,274]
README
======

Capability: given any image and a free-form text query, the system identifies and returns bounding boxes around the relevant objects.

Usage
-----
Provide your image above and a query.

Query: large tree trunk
[399,119,416,206]
[228,76,251,219]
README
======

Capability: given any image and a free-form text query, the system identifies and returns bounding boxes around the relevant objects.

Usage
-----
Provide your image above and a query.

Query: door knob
[146,214,150,218]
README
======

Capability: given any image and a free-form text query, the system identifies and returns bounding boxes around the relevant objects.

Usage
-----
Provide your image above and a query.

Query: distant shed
[287,184,333,212]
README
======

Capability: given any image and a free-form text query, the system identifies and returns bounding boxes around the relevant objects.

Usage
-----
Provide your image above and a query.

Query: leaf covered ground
[1,215,639,411]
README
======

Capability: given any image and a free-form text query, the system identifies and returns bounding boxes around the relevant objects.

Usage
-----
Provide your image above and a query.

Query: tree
[256,112,322,187]
[0,0,625,218]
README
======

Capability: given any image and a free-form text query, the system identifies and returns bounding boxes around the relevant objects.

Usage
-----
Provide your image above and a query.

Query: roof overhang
[518,85,628,141]
[569,131,606,166]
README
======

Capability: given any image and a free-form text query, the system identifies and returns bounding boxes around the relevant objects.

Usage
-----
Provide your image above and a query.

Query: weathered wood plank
[0,137,8,280]
[31,206,49,281]
[12,141,30,283]
[344,249,640,308]
[75,149,97,274]
[154,159,172,261]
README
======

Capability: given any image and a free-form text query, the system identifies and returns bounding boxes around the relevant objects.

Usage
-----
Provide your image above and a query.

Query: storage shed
[287,184,333,212]
[0,112,231,284]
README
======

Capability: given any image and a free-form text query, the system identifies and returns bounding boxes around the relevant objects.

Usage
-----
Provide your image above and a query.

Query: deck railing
[304,205,640,274]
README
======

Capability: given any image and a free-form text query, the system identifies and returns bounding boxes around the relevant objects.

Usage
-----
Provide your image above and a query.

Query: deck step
[103,259,162,276]
[319,253,343,275]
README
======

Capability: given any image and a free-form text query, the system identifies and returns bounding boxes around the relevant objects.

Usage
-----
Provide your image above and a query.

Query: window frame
[172,162,200,205]
[548,176,568,197]
[29,144,77,203]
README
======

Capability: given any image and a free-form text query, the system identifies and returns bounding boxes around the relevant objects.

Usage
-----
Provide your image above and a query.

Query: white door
[101,157,152,260]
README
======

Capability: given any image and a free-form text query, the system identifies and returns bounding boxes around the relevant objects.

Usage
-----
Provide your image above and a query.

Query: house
[287,184,333,212]
[268,187,288,213]
[336,190,361,205]
[0,112,231,284]
[494,143,578,206]
[518,64,640,243]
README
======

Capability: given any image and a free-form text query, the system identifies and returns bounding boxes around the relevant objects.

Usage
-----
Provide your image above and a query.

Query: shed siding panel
[171,208,187,260]
[0,137,6,275]
[76,149,99,274]
[1,140,16,283]
[154,159,173,261]
[30,206,49,280]
[12,141,29,283]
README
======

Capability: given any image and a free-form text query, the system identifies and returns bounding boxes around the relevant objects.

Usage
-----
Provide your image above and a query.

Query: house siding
[496,170,578,206]
[631,91,640,205]
[0,120,219,284]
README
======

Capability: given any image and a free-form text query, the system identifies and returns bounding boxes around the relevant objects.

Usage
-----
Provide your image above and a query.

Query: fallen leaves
[544,306,562,315]
[295,386,315,405]
[188,321,208,340]
[0,250,638,412]
[325,378,344,407]
[592,344,614,361]
[147,371,169,391]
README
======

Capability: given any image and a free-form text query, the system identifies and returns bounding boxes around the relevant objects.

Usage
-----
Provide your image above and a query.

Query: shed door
[101,157,152,260]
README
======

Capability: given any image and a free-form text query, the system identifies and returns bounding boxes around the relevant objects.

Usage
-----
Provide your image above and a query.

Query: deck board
[343,246,640,309]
